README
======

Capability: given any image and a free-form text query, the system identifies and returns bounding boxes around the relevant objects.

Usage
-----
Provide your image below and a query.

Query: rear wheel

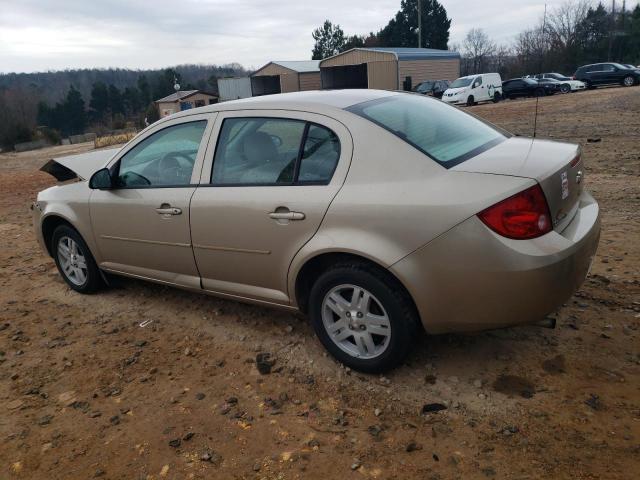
[466,95,475,107]
[492,92,501,103]
[52,225,103,293]
[622,75,635,87]
[308,263,419,373]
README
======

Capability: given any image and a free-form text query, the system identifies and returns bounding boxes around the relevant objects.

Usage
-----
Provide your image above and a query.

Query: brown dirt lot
[1,88,639,480]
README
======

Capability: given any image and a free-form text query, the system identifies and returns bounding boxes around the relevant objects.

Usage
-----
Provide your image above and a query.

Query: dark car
[502,78,559,99]
[413,80,450,98]
[574,63,640,88]
[534,73,585,93]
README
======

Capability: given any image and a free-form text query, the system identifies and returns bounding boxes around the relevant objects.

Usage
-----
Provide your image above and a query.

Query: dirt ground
[1,87,639,480]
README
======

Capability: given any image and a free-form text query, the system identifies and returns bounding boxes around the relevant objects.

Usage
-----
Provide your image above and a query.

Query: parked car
[442,73,503,106]
[502,78,560,98]
[34,90,600,372]
[574,63,640,88]
[533,73,586,92]
[413,80,450,98]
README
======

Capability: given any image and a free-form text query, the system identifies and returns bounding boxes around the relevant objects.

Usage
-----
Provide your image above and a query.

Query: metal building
[217,77,253,102]
[319,47,460,91]
[251,60,321,96]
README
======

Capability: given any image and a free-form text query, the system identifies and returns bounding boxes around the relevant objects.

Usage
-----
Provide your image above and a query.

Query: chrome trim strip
[193,244,271,255]
[100,235,191,248]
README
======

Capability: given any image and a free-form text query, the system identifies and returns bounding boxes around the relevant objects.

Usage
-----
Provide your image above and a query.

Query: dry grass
[94,131,136,149]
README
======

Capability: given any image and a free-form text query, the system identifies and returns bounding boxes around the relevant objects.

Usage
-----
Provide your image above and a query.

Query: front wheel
[52,225,103,293]
[560,84,571,93]
[622,75,635,87]
[308,264,419,373]
[466,95,475,107]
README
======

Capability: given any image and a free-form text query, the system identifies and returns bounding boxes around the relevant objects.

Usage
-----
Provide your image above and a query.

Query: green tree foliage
[312,20,346,60]
[342,35,366,51]
[153,69,182,99]
[377,0,451,49]
[37,85,86,136]
[137,75,151,105]
[89,81,109,123]
[107,84,124,116]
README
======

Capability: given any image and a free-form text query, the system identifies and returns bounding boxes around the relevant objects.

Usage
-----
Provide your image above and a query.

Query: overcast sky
[0,0,637,73]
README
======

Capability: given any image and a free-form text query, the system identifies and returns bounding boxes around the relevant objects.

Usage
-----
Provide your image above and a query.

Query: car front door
[189,111,352,305]
[471,76,485,100]
[89,113,215,288]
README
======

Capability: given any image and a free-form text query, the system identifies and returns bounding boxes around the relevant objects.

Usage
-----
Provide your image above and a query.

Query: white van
[442,73,503,106]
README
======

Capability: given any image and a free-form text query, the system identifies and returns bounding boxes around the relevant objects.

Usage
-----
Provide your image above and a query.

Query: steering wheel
[158,152,194,184]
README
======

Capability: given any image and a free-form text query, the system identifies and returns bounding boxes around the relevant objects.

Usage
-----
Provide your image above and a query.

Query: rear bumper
[391,190,600,334]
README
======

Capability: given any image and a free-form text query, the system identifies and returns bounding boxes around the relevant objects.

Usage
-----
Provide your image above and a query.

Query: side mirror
[89,168,114,190]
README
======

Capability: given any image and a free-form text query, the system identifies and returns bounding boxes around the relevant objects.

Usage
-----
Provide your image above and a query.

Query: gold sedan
[33,90,600,372]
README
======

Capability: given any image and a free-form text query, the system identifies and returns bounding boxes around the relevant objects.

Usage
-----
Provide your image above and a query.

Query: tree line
[312,0,640,80]
[0,64,247,149]
[312,0,450,59]
[455,1,640,78]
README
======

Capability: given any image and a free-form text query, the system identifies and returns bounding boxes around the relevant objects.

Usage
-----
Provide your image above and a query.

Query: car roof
[169,89,399,120]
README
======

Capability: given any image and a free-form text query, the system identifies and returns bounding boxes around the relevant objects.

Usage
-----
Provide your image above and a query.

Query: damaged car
[34,90,600,372]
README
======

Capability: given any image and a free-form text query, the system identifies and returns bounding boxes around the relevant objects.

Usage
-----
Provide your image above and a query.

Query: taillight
[478,184,552,240]
[570,153,581,167]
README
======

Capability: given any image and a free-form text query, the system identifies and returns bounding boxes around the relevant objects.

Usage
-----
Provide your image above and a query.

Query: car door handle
[269,211,305,221]
[156,206,182,215]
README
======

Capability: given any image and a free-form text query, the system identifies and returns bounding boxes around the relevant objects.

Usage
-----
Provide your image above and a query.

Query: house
[155,90,218,118]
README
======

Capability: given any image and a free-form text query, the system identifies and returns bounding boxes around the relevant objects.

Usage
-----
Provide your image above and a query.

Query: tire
[492,92,501,103]
[622,75,635,87]
[51,225,103,293]
[308,263,420,373]
[586,81,595,90]
[560,84,571,93]
[466,95,475,107]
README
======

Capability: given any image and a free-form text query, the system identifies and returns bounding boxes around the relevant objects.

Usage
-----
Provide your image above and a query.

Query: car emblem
[561,171,569,199]
[576,170,583,184]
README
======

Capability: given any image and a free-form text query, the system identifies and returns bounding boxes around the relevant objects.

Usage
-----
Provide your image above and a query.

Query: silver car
[33,90,600,372]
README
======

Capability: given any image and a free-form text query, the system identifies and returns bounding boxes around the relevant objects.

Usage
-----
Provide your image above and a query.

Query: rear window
[346,94,506,167]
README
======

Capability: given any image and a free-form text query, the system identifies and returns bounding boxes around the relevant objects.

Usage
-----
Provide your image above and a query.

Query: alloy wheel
[321,284,391,359]
[623,76,634,87]
[57,236,88,286]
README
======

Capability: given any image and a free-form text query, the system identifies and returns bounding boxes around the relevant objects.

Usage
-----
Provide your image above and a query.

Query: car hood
[40,147,119,181]
[443,87,467,95]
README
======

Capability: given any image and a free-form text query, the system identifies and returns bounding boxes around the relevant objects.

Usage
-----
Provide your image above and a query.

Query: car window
[298,124,340,183]
[116,121,207,187]
[473,76,482,87]
[212,117,306,185]
[347,94,505,167]
[450,77,473,88]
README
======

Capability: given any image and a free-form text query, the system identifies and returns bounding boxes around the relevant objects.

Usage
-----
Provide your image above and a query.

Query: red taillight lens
[478,184,552,240]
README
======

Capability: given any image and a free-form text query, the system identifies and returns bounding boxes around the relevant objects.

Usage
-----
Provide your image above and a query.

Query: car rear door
[189,110,352,305]
[89,113,216,288]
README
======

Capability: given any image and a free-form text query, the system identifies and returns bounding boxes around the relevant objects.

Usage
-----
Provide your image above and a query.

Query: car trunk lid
[452,137,584,232]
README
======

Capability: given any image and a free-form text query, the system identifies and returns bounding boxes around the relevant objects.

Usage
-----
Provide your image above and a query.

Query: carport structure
[319,47,460,91]
[251,60,321,96]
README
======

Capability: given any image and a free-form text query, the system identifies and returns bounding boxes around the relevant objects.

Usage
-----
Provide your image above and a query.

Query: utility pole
[418,0,422,48]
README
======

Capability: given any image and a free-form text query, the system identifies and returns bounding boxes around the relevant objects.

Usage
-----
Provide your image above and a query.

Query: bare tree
[462,28,496,74]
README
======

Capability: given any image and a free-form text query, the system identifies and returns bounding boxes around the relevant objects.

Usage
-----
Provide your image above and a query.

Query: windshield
[347,94,506,167]
[450,77,473,88]
[415,81,434,92]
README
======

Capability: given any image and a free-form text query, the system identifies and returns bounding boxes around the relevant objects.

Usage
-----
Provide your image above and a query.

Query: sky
[0,0,637,73]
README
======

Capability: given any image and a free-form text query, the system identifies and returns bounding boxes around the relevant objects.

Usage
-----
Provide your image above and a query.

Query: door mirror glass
[89,168,113,190]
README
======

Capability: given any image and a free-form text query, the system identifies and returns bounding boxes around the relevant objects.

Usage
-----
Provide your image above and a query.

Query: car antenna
[533,4,547,138]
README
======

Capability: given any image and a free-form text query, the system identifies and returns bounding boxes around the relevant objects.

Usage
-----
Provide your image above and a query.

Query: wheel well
[41,216,74,256]
[294,252,419,321]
